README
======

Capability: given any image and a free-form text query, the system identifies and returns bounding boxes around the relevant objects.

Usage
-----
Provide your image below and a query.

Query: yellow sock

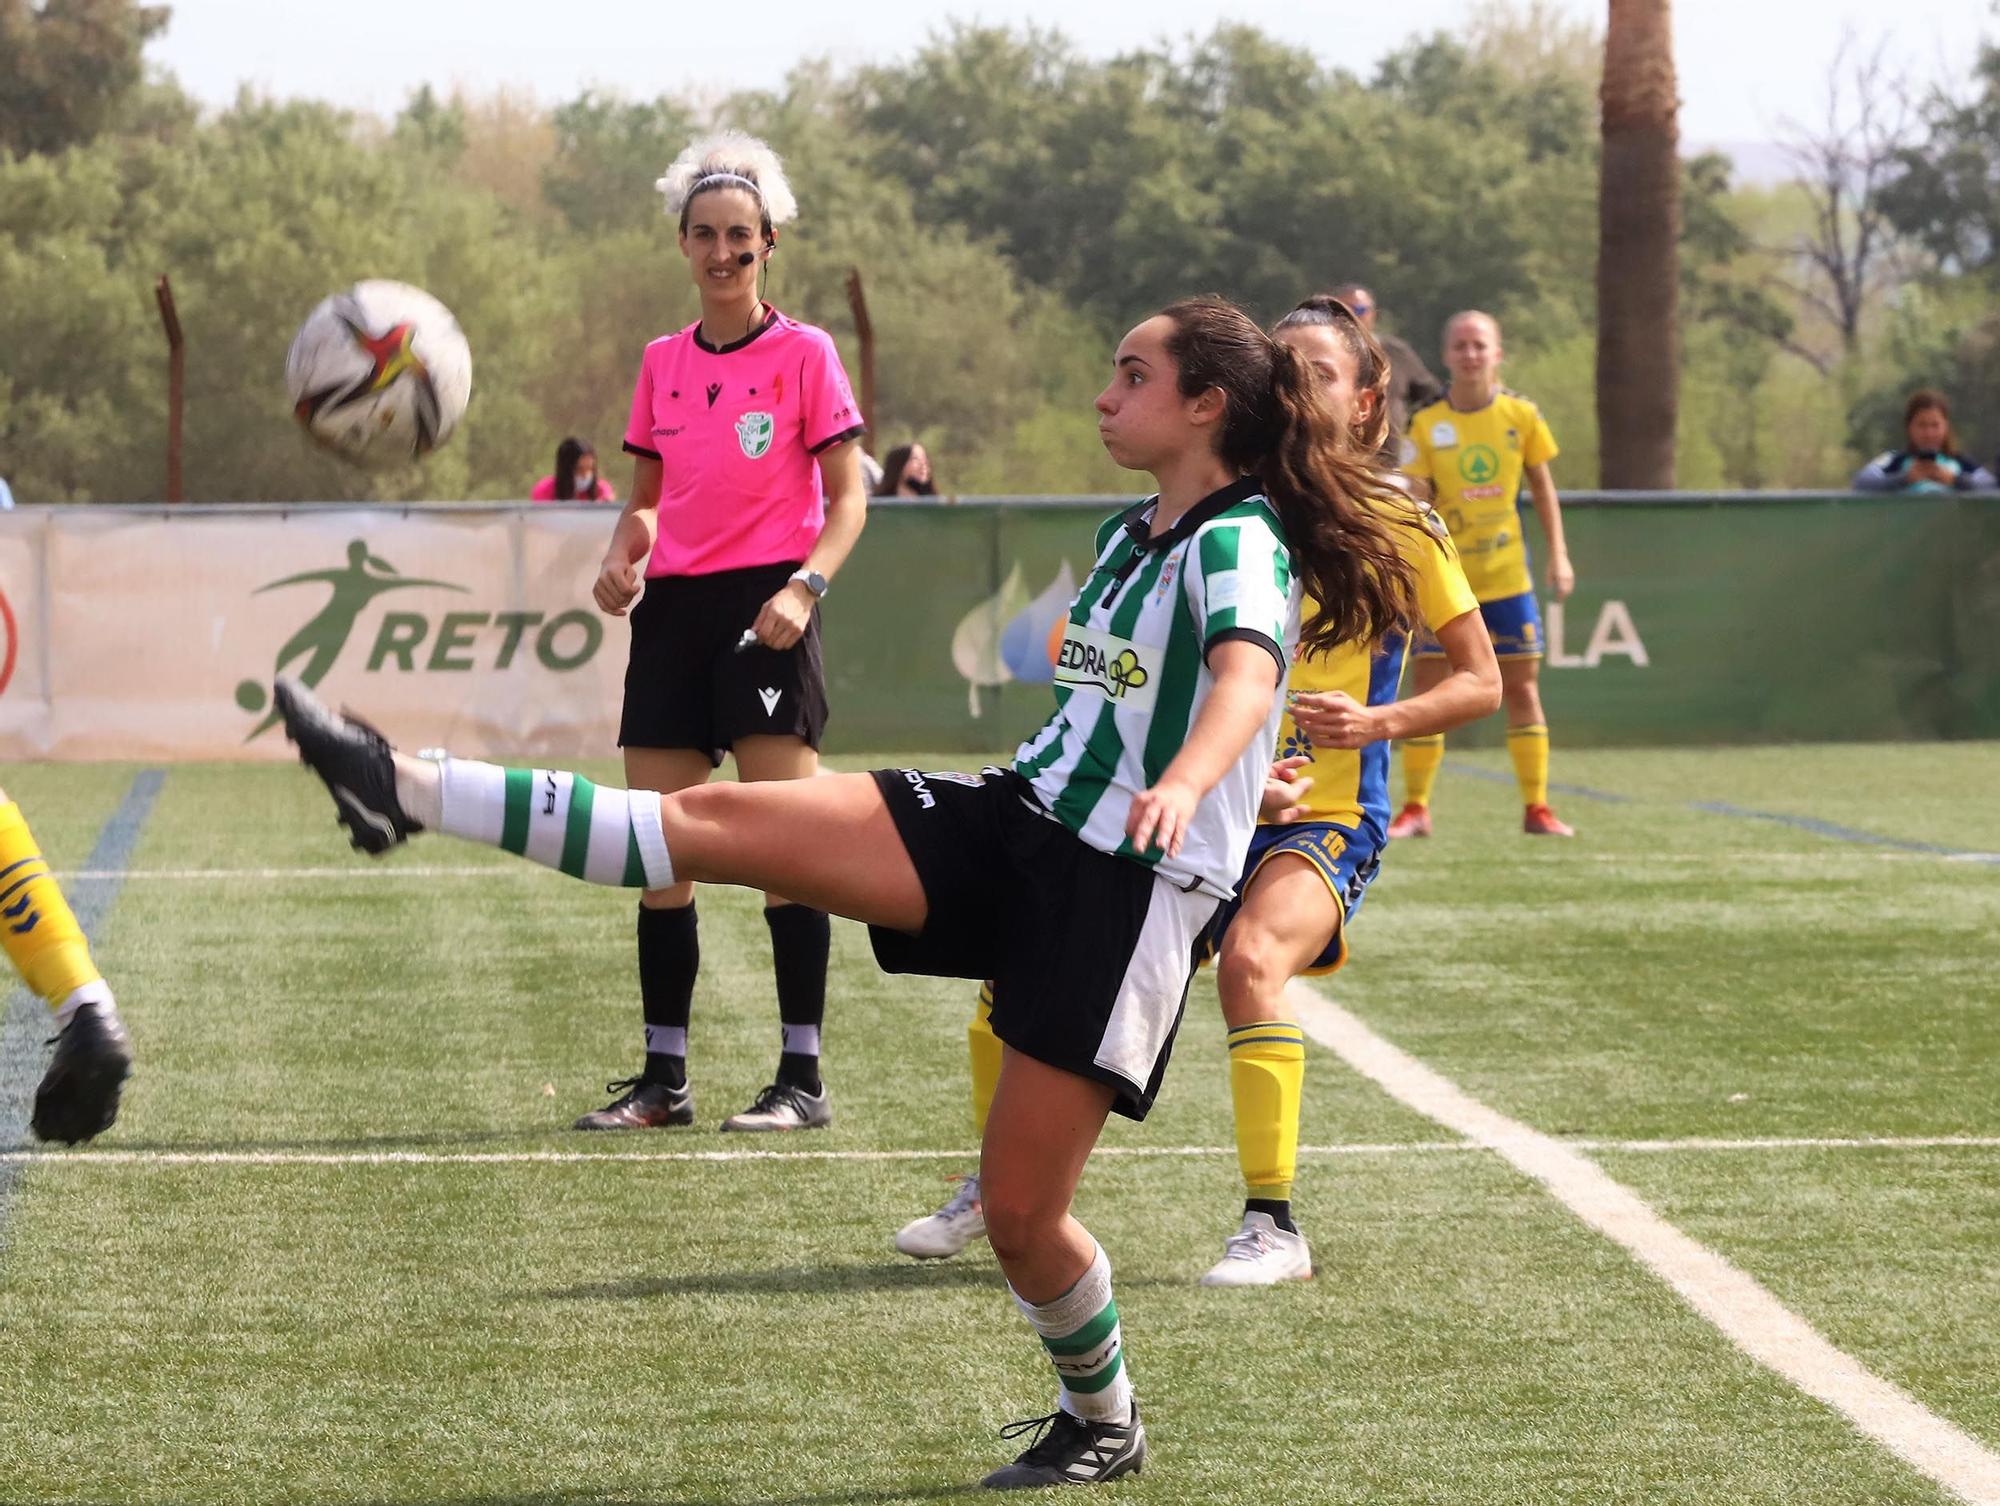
[1507,723,1550,807]
[1402,735,1444,808]
[969,981,1003,1139]
[0,801,106,1010]
[1228,1021,1306,1202]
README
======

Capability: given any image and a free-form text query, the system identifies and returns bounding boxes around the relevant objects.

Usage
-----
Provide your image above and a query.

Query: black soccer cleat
[981,1405,1146,1490]
[30,999,134,1145]
[573,1076,696,1131]
[273,676,421,856]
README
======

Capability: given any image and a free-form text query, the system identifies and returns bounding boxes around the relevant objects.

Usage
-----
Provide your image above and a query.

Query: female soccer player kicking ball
[276,295,1427,1489]
[893,298,1501,1287]
[0,789,132,1142]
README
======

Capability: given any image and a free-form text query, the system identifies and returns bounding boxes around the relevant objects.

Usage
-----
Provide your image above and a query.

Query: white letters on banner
[1546,599,1650,669]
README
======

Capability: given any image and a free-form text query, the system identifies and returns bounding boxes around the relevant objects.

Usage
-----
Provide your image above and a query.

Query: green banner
[820,494,2000,752]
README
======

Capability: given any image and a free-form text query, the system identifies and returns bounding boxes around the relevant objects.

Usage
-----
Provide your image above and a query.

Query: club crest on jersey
[735,410,774,459]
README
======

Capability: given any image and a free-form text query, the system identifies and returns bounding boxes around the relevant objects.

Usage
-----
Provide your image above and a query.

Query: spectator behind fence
[1851,391,1996,494]
[531,437,618,502]
[875,442,938,497]
[1330,282,1443,442]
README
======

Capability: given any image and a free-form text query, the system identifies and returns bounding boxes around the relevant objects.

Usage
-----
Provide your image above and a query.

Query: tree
[540,91,697,235]
[1770,33,1918,356]
[1877,41,2000,280]
[1596,0,1680,488]
[0,0,168,156]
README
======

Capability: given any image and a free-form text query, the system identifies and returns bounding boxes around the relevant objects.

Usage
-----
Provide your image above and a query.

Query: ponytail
[1159,296,1421,657]
[1262,343,1420,655]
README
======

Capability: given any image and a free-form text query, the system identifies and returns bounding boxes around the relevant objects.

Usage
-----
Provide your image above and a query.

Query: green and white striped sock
[431,758,673,888]
[1011,1242,1132,1424]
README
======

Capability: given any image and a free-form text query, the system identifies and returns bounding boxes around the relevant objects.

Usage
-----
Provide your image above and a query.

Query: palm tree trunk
[1597,0,1681,488]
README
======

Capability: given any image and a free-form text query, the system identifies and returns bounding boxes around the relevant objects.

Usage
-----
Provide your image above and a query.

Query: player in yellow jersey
[1391,310,1577,839]
[0,787,133,1142]
[893,299,1502,1283]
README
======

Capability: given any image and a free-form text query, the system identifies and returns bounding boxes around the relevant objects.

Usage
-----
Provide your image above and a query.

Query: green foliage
[0,9,1993,498]
[0,0,168,156]
[1877,42,2000,279]
[1847,281,2000,461]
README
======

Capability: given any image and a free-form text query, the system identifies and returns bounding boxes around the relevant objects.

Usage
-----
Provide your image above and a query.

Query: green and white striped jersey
[1012,478,1299,899]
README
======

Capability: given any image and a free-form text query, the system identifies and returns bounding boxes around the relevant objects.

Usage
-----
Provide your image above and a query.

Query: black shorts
[868,768,1219,1121]
[619,561,829,765]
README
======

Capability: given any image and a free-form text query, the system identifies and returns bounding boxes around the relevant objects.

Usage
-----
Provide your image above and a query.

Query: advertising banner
[0,495,1992,761]
[0,508,624,761]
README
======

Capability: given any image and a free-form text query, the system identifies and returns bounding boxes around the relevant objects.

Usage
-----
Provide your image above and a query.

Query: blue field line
[1444,758,2000,862]
[0,770,167,1233]
[1686,799,2000,863]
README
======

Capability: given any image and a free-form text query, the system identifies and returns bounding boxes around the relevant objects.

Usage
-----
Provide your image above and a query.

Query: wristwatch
[789,568,829,599]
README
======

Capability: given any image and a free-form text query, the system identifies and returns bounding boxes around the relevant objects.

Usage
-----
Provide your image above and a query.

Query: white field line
[4,1134,1995,1169]
[1283,979,2000,1506]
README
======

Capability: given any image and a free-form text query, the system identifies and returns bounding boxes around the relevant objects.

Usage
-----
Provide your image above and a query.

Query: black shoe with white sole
[273,676,420,856]
[981,1406,1146,1490]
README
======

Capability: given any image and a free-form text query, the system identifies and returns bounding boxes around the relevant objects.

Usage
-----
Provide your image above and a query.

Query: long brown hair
[1159,296,1420,655]
[1904,388,1959,454]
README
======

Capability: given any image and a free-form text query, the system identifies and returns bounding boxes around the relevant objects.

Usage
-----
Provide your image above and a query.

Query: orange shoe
[1386,802,1432,839]
[1523,803,1574,837]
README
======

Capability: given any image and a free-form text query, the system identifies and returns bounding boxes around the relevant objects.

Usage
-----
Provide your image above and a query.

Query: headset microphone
[736,250,757,267]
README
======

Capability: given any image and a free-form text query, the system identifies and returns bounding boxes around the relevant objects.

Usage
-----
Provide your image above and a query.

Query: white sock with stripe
[396,756,673,887]
[1011,1242,1133,1424]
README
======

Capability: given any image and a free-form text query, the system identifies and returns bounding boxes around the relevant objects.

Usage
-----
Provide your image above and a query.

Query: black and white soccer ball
[285,279,472,466]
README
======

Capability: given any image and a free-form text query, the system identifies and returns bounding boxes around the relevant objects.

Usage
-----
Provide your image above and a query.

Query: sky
[148,0,1989,151]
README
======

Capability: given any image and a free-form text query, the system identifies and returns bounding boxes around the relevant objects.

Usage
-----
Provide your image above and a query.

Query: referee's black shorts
[619,561,829,765]
[867,767,1218,1121]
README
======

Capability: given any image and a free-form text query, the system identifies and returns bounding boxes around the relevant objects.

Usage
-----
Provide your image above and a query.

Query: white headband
[691,171,762,199]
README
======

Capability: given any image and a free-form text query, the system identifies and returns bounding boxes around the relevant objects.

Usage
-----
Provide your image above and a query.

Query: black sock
[1246,1197,1297,1234]
[638,902,697,1088]
[766,904,829,1093]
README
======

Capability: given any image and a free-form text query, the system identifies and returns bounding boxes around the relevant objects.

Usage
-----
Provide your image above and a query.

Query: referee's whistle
[733,628,760,654]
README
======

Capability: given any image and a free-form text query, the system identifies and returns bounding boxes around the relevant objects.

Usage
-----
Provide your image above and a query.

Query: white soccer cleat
[894,1172,987,1259]
[1199,1210,1313,1287]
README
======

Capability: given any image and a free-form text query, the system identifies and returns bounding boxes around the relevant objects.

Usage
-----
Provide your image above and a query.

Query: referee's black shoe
[573,1076,695,1131]
[981,1405,1145,1490]
[31,998,133,1145]
[274,677,421,856]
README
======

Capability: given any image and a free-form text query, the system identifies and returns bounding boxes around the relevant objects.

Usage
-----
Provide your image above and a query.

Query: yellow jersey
[1272,500,1478,834]
[1404,391,1557,602]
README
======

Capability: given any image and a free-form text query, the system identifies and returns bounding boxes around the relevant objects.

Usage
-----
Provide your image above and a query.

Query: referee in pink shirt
[584,131,868,1133]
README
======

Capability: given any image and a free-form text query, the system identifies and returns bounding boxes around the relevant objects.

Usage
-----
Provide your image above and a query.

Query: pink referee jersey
[622,308,864,578]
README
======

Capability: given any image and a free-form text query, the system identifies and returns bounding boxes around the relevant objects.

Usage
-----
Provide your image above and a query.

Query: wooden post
[844,267,876,445]
[154,275,185,503]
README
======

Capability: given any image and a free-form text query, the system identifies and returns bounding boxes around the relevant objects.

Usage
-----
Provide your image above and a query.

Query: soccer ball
[285,280,472,466]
